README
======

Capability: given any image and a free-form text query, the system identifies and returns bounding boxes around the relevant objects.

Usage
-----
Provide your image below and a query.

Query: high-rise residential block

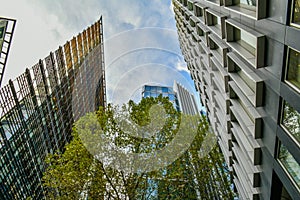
[173,0,300,199]
[0,17,106,200]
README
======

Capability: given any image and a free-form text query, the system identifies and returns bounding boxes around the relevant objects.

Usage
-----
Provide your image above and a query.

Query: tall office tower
[142,84,180,111]
[173,0,300,199]
[0,17,16,86]
[0,18,106,199]
[173,81,199,115]
[142,81,199,114]
[142,82,198,199]
[142,82,233,199]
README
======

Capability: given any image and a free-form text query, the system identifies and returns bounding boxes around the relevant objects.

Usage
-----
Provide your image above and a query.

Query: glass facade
[142,85,180,111]
[291,0,300,27]
[0,18,106,199]
[286,47,300,91]
[281,101,300,146]
[240,0,256,10]
[278,143,300,190]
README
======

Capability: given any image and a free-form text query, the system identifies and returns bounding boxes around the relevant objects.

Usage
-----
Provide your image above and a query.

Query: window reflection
[286,48,300,91]
[240,0,256,7]
[292,0,300,27]
[207,0,220,5]
[281,101,300,145]
[278,143,300,190]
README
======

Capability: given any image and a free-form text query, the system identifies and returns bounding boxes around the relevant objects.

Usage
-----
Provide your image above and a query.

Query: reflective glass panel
[157,87,162,94]
[292,0,300,26]
[144,86,151,91]
[144,92,150,97]
[150,86,156,92]
[281,101,300,145]
[286,48,300,91]
[278,144,300,189]
[151,93,158,98]
[240,0,256,6]
[162,87,168,93]
[168,94,175,101]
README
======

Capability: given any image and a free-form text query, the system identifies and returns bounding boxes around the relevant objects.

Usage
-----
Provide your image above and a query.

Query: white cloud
[175,58,190,73]
[0,0,200,107]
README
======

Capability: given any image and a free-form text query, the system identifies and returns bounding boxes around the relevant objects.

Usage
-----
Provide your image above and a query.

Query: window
[168,94,175,101]
[240,0,256,7]
[205,9,227,39]
[224,0,266,20]
[227,52,264,106]
[208,34,228,67]
[162,87,168,93]
[190,16,198,27]
[238,29,256,55]
[229,81,262,138]
[225,19,265,68]
[144,85,151,91]
[150,86,156,92]
[187,0,193,11]
[194,3,205,17]
[278,143,300,190]
[281,101,300,145]
[157,87,162,93]
[150,93,158,98]
[206,0,222,6]
[285,47,300,92]
[291,0,300,27]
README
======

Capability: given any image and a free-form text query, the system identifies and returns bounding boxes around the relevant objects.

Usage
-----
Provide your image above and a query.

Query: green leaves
[42,97,233,199]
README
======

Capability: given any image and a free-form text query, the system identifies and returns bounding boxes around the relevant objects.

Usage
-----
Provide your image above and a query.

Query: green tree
[42,96,233,199]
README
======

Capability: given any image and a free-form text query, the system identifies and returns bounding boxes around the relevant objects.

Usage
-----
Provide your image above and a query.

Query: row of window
[179,1,265,69]
[286,47,300,93]
[185,0,300,27]
[279,1,300,188]
[277,142,300,191]
[176,0,300,197]
[279,98,300,193]
[291,0,300,28]
[143,85,173,93]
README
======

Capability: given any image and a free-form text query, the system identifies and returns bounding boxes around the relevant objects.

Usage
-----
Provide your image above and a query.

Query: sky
[0,0,200,107]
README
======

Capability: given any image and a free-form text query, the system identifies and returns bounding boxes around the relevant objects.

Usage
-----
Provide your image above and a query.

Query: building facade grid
[173,0,300,199]
[0,18,106,200]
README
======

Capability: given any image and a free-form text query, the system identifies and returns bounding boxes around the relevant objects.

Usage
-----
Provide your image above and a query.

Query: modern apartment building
[0,18,106,199]
[173,0,300,199]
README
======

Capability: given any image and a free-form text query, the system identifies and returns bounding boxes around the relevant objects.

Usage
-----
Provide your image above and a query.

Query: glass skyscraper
[0,18,106,199]
[142,84,180,111]
[142,81,199,115]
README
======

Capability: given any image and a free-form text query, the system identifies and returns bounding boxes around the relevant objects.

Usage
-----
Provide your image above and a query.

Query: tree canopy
[42,96,234,199]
